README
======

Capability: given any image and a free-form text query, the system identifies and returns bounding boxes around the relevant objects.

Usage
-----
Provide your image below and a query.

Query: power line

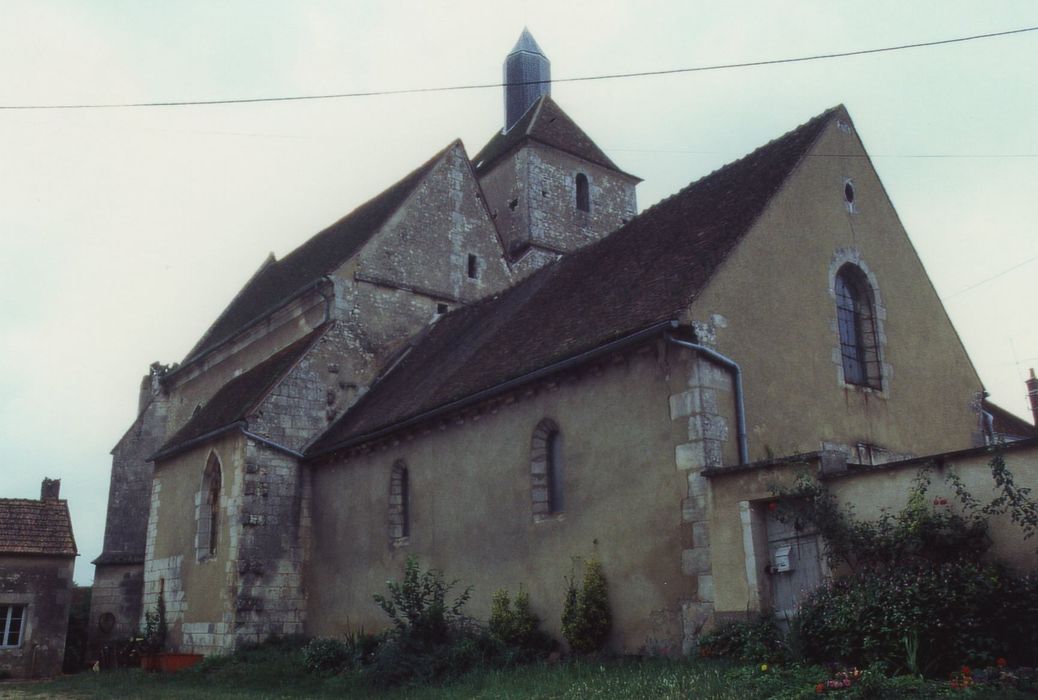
[2,25,1036,111]
[946,252,1038,300]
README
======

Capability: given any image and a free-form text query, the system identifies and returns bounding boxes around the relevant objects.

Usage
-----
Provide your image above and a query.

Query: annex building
[91,30,1037,657]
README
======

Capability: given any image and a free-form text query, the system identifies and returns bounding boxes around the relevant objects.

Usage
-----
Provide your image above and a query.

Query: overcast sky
[1,2,1035,584]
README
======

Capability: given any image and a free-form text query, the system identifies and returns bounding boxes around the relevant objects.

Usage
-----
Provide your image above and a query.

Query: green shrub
[795,560,1038,673]
[302,637,352,675]
[488,586,556,661]
[766,457,1038,676]
[697,614,788,663]
[364,619,500,687]
[562,557,612,654]
[367,557,490,686]
[372,556,472,647]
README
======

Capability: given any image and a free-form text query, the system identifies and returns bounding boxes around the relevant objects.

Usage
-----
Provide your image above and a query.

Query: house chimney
[41,478,61,500]
[504,28,550,132]
[1027,368,1038,426]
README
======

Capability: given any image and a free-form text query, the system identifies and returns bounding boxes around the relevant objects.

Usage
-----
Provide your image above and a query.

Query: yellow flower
[761,664,768,672]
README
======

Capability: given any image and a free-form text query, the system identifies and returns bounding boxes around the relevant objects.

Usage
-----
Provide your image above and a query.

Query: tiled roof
[983,399,1037,440]
[155,326,328,459]
[0,499,77,557]
[308,106,838,456]
[181,143,453,366]
[472,95,630,177]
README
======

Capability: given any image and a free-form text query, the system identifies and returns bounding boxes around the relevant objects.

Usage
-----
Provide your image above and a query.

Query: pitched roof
[0,499,77,557]
[308,106,838,456]
[155,326,327,460]
[180,143,453,366]
[472,95,632,177]
[983,399,1037,440]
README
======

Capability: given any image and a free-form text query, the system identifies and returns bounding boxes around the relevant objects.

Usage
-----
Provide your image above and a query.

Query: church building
[91,30,1037,656]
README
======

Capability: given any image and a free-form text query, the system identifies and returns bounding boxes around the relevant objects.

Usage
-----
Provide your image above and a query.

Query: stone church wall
[90,370,169,658]
[355,142,512,306]
[477,144,637,257]
[306,342,696,654]
[232,443,310,646]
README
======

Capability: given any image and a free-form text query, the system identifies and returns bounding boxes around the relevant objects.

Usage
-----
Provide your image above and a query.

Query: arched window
[196,453,222,560]
[835,264,881,388]
[389,460,410,543]
[575,173,590,212]
[531,418,563,519]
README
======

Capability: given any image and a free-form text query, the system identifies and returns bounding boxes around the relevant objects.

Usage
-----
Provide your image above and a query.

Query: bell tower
[504,28,550,132]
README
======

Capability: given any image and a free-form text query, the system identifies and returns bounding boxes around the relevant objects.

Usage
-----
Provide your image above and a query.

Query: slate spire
[504,28,550,133]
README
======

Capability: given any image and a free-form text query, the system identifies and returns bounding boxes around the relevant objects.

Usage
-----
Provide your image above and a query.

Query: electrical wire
[1,25,1035,110]
[950,251,1038,297]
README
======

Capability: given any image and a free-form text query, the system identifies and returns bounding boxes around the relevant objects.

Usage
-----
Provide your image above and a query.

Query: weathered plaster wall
[0,555,75,678]
[143,433,245,654]
[830,447,1038,572]
[307,344,692,654]
[686,115,983,464]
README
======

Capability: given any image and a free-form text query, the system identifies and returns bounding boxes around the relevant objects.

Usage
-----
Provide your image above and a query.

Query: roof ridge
[523,95,547,137]
[175,141,455,369]
[183,252,279,363]
[472,95,629,176]
[0,497,69,504]
[637,106,841,220]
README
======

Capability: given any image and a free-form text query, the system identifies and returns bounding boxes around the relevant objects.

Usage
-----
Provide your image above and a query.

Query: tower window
[575,173,590,212]
[467,254,479,279]
[835,264,881,388]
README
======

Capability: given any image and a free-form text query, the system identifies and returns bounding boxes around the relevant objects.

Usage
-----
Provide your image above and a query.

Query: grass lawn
[2,659,735,700]
[2,643,1033,699]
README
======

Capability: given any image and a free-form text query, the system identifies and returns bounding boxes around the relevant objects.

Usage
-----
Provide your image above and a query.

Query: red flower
[961,665,971,676]
[997,657,1008,667]
[768,502,779,511]
[815,683,825,694]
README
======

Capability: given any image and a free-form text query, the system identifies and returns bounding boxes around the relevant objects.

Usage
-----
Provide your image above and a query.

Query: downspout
[664,332,749,465]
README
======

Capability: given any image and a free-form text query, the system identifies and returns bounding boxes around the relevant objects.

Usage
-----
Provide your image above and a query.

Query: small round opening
[844,181,855,204]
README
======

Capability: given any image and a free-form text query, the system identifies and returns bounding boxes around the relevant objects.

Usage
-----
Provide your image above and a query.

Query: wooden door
[765,506,823,622]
